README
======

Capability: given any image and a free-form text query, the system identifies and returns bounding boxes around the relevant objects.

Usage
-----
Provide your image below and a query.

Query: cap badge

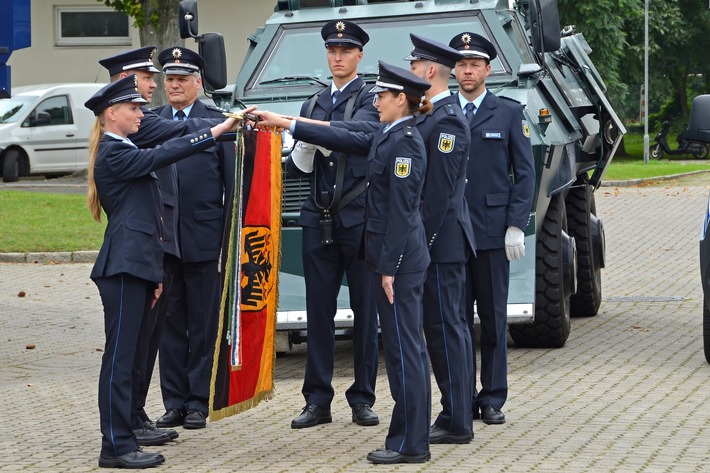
[462,33,471,50]
[336,21,345,37]
[172,48,182,62]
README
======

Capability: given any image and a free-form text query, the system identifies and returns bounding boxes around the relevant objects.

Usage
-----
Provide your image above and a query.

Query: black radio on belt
[320,210,334,245]
[319,191,334,245]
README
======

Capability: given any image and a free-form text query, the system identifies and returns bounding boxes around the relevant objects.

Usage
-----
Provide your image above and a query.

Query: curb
[600,169,710,187]
[0,250,98,264]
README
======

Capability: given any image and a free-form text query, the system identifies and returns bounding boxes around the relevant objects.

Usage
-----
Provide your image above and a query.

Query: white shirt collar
[458,89,487,110]
[104,131,137,148]
[172,103,195,119]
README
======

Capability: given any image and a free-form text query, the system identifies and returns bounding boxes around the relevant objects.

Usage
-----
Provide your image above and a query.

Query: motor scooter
[651,121,709,159]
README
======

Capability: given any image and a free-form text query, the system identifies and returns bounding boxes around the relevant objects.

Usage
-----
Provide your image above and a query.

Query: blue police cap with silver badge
[99,46,161,77]
[84,74,147,116]
[369,61,431,97]
[448,32,497,62]
[158,47,206,75]
[321,20,369,49]
[405,33,464,68]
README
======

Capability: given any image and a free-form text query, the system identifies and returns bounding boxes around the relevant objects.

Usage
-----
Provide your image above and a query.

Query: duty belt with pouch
[306,82,368,245]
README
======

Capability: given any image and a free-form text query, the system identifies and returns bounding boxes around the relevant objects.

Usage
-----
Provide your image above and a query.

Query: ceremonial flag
[209,128,282,420]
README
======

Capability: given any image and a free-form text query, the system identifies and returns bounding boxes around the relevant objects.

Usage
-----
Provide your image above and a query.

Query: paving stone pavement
[1,182,710,472]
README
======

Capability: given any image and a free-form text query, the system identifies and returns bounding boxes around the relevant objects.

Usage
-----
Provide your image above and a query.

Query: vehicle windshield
[0,96,34,124]
[247,12,509,94]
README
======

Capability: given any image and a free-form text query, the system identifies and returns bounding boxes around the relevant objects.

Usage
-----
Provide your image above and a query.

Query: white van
[0,83,104,182]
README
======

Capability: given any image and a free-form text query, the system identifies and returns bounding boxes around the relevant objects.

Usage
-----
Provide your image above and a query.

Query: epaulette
[499,95,523,106]
[444,103,457,116]
[403,125,415,137]
[205,103,229,113]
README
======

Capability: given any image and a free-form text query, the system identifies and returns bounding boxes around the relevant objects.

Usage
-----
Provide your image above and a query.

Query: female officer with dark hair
[255,61,435,465]
[83,74,242,469]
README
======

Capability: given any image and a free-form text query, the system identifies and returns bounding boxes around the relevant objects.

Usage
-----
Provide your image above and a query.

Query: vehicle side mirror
[179,0,199,38]
[529,0,561,53]
[199,33,227,92]
[687,95,710,143]
[29,111,51,126]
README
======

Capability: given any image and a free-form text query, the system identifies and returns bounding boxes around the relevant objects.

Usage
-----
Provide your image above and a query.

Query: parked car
[0,83,103,182]
[701,192,710,363]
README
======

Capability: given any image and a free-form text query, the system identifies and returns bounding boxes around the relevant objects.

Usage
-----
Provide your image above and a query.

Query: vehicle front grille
[281,175,309,214]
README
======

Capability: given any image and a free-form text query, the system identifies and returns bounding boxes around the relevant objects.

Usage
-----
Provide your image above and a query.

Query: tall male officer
[405,34,477,444]
[153,47,235,430]
[282,34,477,443]
[98,46,180,448]
[288,20,381,430]
[449,32,535,425]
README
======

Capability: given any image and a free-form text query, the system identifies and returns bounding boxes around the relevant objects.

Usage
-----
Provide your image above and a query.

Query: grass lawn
[0,191,106,253]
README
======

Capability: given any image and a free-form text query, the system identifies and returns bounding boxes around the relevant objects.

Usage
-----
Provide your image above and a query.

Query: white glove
[316,146,332,157]
[505,226,525,261]
[290,141,317,172]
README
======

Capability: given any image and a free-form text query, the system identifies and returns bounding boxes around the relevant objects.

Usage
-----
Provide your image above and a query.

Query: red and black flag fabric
[209,128,282,420]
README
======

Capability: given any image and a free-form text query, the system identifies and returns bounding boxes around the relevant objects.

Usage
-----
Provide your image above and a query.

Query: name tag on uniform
[484,132,502,139]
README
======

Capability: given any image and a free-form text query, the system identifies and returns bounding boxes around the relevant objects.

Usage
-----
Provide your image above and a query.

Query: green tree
[99,0,183,106]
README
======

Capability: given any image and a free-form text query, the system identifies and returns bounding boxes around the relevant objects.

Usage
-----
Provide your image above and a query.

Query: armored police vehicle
[180,0,625,350]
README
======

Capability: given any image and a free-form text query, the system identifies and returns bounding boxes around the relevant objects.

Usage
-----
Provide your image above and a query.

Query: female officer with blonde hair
[84,74,241,469]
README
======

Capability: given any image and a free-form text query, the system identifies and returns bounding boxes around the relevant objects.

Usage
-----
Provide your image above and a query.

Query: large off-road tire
[2,150,20,183]
[567,182,604,316]
[704,299,710,364]
[509,193,575,348]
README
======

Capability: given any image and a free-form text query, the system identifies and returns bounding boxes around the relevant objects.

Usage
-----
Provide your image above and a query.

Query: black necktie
[175,110,186,121]
[465,102,476,127]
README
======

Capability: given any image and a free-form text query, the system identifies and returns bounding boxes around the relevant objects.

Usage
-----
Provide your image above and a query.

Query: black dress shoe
[183,410,207,429]
[133,425,172,446]
[429,424,473,444]
[156,409,184,428]
[98,450,165,469]
[366,448,430,464]
[351,403,379,426]
[480,405,506,425]
[290,404,332,429]
[140,420,179,441]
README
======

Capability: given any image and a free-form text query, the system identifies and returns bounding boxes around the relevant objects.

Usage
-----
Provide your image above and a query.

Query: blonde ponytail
[86,117,104,222]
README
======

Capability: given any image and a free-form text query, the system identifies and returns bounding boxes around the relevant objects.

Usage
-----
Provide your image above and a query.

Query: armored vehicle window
[247,13,508,95]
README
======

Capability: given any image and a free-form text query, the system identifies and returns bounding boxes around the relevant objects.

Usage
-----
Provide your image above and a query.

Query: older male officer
[288,20,381,430]
[449,32,535,425]
[99,46,180,448]
[152,47,235,430]
[405,34,476,445]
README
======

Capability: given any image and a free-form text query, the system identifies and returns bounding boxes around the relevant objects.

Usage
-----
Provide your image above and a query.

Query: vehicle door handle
[66,133,75,137]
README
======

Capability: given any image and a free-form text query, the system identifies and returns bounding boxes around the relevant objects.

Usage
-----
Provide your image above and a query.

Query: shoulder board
[444,103,457,116]
[403,125,415,137]
[204,103,228,113]
[499,95,523,106]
